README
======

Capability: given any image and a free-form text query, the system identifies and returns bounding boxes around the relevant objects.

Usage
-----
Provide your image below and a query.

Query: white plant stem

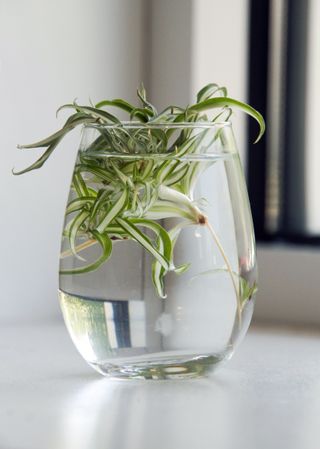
[204,221,242,325]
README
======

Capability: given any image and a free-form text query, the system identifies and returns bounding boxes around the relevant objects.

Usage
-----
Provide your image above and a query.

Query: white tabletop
[1,321,320,449]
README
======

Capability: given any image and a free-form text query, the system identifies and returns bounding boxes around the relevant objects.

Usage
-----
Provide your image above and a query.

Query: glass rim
[83,121,232,130]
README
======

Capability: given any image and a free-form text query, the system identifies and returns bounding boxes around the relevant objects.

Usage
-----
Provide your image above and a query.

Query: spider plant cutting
[15,83,264,322]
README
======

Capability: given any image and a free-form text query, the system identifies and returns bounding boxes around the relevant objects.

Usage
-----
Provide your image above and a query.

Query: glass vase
[59,122,257,379]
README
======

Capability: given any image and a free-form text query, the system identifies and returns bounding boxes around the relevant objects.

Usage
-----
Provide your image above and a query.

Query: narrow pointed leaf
[152,237,166,298]
[145,201,194,221]
[57,104,121,124]
[66,197,95,215]
[131,218,173,298]
[60,230,112,275]
[189,97,265,143]
[13,138,61,175]
[77,164,115,184]
[72,172,89,197]
[174,263,190,274]
[131,219,172,264]
[116,218,170,270]
[197,83,227,103]
[17,129,68,150]
[69,210,90,259]
[165,163,190,186]
[95,98,135,113]
[89,189,111,223]
[96,188,128,233]
[14,116,97,174]
[17,114,93,149]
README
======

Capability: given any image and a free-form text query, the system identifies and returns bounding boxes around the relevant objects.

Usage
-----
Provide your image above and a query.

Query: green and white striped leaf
[69,210,90,260]
[132,219,172,263]
[131,218,173,298]
[116,218,170,271]
[196,83,227,103]
[140,160,154,180]
[60,230,112,275]
[57,103,121,124]
[145,201,194,221]
[72,172,89,197]
[174,263,191,274]
[96,187,128,233]
[189,97,265,143]
[95,98,135,114]
[77,164,115,184]
[66,197,95,215]
[89,189,111,223]
[165,163,190,186]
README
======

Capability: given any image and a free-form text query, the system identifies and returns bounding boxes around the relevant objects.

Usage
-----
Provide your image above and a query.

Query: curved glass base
[89,352,232,380]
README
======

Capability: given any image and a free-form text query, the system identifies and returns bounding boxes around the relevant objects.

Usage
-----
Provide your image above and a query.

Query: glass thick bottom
[89,351,232,380]
[59,289,243,380]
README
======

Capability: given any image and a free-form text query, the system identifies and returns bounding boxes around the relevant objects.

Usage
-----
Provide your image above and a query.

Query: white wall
[147,0,193,107]
[0,0,145,323]
[191,0,249,165]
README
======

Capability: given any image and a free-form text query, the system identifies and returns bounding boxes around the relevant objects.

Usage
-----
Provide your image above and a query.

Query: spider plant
[15,83,264,320]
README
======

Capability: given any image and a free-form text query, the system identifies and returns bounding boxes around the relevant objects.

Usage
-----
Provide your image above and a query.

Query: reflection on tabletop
[56,374,242,449]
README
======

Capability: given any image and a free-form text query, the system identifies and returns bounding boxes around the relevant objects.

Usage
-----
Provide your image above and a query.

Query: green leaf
[139,159,154,181]
[77,164,115,184]
[14,115,97,175]
[96,187,128,233]
[104,225,128,238]
[89,189,111,224]
[189,97,265,143]
[95,98,135,113]
[196,83,227,102]
[174,263,190,274]
[152,236,166,298]
[168,223,191,274]
[60,230,112,275]
[57,103,121,124]
[165,163,190,186]
[69,210,90,259]
[145,201,194,221]
[131,219,173,298]
[137,83,158,116]
[17,128,68,150]
[13,138,61,175]
[130,107,153,122]
[110,160,133,186]
[149,105,184,123]
[66,196,95,215]
[17,113,93,150]
[116,218,170,271]
[153,133,203,184]
[131,219,172,264]
[72,172,89,197]
[239,278,258,307]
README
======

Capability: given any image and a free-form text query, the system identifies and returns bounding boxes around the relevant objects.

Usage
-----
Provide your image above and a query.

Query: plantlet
[15,83,264,320]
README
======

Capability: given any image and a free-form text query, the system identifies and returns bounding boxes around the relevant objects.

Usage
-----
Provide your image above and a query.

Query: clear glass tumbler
[59,122,257,379]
